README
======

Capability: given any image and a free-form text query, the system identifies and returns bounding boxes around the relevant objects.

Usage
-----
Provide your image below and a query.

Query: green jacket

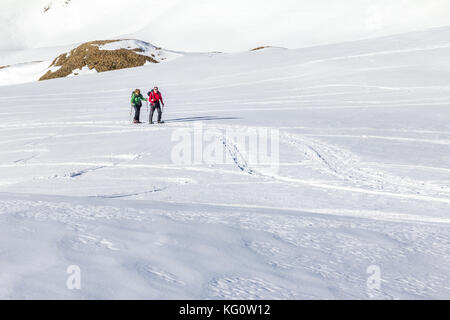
[131,93,147,106]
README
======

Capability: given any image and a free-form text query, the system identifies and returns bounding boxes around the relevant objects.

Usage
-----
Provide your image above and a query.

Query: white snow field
[1,27,450,299]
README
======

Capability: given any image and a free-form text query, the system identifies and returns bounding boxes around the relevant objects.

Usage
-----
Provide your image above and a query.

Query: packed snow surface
[0,28,450,299]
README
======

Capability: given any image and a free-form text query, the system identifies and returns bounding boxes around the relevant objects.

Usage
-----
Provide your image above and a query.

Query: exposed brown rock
[250,46,272,51]
[39,40,158,81]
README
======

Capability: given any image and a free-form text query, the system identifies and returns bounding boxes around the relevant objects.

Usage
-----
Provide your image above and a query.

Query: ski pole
[148,103,153,123]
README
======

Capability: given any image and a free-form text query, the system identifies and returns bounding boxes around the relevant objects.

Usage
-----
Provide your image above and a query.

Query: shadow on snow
[164,116,240,123]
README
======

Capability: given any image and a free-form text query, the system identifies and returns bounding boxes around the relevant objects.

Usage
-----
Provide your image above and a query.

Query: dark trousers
[133,104,141,121]
[150,102,162,122]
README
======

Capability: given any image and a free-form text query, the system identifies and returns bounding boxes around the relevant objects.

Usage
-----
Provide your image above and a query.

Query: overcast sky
[1,0,450,51]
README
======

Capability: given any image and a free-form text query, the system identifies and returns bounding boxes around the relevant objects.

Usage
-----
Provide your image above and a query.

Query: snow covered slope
[0,27,450,299]
[2,0,450,51]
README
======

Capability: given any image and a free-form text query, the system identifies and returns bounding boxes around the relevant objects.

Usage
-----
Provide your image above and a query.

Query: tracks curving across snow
[218,125,450,204]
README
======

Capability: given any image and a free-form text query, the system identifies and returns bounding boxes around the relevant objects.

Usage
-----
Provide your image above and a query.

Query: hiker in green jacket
[131,89,147,123]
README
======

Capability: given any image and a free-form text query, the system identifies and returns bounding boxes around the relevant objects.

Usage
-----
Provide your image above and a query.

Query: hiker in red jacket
[148,86,165,124]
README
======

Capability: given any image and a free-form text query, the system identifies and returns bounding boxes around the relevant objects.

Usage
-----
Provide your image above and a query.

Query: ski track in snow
[77,234,119,251]
[280,132,450,199]
[136,264,185,286]
[94,186,168,199]
[67,166,106,178]
[216,125,450,205]
[221,136,256,175]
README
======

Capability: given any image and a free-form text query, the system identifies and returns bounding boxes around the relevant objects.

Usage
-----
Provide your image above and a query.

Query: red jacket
[149,91,164,105]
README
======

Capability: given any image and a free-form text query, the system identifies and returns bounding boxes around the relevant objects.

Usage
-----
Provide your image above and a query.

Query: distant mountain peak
[39,39,182,81]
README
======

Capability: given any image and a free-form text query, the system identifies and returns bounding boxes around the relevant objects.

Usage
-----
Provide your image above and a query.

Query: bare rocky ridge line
[39,40,159,81]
